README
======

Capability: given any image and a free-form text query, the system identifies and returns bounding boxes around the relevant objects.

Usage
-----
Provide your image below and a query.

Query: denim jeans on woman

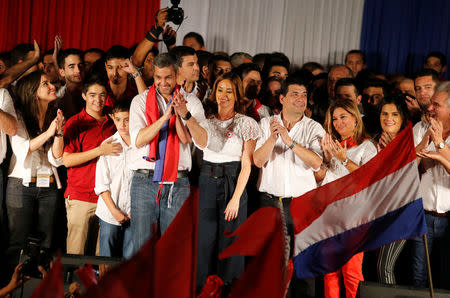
[6,177,58,263]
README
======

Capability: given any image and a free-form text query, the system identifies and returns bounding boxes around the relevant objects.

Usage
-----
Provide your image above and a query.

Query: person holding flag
[316,99,377,298]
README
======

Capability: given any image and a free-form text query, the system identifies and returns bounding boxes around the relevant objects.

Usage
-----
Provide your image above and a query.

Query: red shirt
[105,79,138,107]
[63,109,116,203]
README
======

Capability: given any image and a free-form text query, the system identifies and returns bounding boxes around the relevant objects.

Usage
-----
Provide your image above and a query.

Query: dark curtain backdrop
[360,0,450,80]
[0,0,160,52]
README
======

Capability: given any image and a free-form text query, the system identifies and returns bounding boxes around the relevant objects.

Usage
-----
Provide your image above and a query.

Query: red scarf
[145,84,180,185]
[339,137,357,149]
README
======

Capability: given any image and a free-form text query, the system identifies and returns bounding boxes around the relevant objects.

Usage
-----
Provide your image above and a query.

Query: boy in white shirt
[95,100,139,258]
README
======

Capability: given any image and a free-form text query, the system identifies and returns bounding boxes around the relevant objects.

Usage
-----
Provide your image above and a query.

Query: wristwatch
[288,141,297,150]
[342,158,349,166]
[438,141,445,149]
[182,111,192,121]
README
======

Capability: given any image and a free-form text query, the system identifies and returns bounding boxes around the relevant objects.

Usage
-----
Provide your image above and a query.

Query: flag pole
[423,235,434,298]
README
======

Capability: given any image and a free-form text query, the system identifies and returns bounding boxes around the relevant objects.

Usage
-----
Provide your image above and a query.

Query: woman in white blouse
[6,71,64,260]
[176,72,260,289]
[316,99,377,298]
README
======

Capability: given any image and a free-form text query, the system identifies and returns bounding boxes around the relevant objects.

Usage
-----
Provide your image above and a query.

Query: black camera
[167,0,184,25]
[19,234,52,279]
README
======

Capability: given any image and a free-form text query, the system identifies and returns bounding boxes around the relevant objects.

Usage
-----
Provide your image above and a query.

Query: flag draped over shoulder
[218,206,291,298]
[82,187,199,298]
[291,123,427,280]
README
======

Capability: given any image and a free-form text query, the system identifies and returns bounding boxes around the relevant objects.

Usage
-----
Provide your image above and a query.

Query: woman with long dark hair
[317,99,377,298]
[375,95,409,284]
[174,72,260,289]
[6,71,64,261]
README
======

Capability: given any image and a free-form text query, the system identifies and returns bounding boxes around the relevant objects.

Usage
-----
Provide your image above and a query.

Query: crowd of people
[0,7,449,298]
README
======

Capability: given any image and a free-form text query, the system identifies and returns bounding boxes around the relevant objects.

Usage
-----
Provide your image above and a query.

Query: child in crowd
[95,100,138,258]
[62,78,118,255]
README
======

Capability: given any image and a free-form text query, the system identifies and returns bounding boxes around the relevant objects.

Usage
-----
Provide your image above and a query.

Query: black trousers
[196,161,247,289]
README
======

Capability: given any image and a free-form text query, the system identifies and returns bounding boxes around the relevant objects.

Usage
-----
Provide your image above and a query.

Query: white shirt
[8,115,63,188]
[197,114,261,163]
[413,121,450,212]
[95,132,138,225]
[257,114,325,197]
[179,82,199,98]
[0,89,16,163]
[253,100,271,120]
[129,89,205,171]
[321,139,377,185]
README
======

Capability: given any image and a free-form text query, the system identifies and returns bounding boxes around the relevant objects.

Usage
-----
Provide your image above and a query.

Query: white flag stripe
[295,161,419,254]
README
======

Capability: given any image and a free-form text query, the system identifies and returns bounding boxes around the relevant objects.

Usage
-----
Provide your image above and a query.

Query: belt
[135,169,188,178]
[30,176,55,183]
[264,192,292,202]
[425,210,447,217]
[201,162,240,179]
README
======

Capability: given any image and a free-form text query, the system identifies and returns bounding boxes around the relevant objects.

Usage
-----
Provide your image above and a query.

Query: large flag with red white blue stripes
[290,123,427,279]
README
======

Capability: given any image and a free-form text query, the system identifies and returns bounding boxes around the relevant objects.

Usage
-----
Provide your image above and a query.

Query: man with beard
[56,48,85,119]
[129,53,205,253]
[104,45,146,107]
[414,68,440,109]
[235,63,270,121]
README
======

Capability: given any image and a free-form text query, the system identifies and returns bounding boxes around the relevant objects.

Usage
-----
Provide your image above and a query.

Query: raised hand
[120,59,139,75]
[156,8,169,28]
[173,91,189,117]
[332,139,348,163]
[52,36,63,61]
[428,118,444,147]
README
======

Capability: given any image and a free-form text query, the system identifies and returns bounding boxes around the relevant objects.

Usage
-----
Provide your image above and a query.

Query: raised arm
[120,59,147,93]
[132,8,168,67]
[0,41,40,88]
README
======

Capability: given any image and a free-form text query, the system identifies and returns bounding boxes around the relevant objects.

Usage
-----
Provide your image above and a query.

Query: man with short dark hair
[424,51,447,80]
[183,32,206,51]
[142,47,159,86]
[414,68,440,109]
[254,76,324,268]
[104,45,146,107]
[84,48,105,73]
[207,55,232,87]
[345,50,366,77]
[56,48,86,119]
[234,63,270,121]
[129,53,205,254]
[41,50,61,87]
[335,78,361,105]
[327,65,353,101]
[169,46,201,97]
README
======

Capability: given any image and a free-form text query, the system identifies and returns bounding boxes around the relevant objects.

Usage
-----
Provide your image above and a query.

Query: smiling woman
[6,71,65,264]
[179,72,261,290]
[317,99,377,298]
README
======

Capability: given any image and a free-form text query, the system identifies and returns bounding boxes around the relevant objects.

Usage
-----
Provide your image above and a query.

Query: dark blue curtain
[360,0,450,80]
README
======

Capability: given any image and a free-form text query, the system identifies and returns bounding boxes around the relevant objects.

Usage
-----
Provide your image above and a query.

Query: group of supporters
[0,8,449,298]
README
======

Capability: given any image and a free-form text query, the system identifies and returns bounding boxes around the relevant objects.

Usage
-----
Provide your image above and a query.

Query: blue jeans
[5,177,58,263]
[130,171,190,255]
[411,213,449,287]
[99,218,133,259]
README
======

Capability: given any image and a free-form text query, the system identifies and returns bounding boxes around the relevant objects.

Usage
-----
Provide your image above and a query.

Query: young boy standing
[95,100,139,258]
[63,78,119,255]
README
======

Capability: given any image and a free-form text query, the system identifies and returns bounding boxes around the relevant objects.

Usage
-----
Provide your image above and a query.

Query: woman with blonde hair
[317,99,377,298]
